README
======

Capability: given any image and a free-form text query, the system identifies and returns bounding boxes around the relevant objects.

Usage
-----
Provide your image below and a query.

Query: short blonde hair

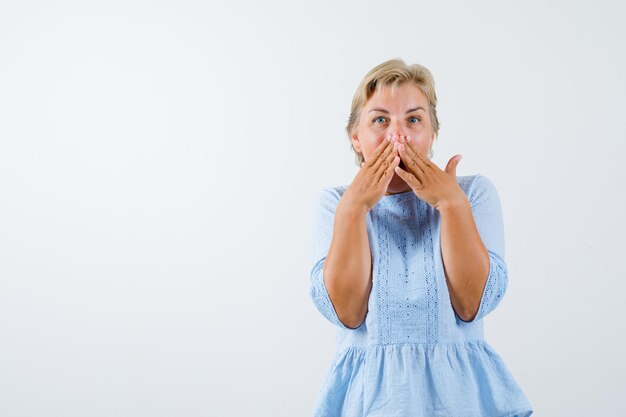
[346,58,440,166]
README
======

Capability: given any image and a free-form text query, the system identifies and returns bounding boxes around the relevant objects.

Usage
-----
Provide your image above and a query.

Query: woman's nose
[387,129,407,141]
[388,122,407,139]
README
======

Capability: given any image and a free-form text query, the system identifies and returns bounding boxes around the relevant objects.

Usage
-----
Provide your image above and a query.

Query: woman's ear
[351,134,362,153]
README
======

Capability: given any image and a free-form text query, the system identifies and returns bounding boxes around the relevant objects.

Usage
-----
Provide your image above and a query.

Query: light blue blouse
[309,174,533,417]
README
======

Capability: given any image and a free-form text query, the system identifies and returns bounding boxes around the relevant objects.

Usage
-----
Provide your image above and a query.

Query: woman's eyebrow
[368,107,425,114]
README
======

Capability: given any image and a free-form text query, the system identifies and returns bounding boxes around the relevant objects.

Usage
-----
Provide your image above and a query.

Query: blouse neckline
[380,190,414,199]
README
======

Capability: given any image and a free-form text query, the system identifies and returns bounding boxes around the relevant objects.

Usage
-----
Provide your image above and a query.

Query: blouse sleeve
[456,174,509,323]
[309,187,364,330]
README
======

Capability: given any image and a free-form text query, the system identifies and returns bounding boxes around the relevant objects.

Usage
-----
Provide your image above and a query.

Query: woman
[309,58,533,417]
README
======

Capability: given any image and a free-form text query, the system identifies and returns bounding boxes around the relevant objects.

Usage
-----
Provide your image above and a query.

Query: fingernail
[406,136,411,143]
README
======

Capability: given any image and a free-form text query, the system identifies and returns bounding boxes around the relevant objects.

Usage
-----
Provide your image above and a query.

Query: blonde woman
[309,58,533,416]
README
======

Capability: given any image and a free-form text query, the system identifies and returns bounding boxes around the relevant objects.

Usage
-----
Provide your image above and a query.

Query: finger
[365,135,393,168]
[372,138,398,173]
[444,155,461,174]
[404,136,434,171]
[377,154,401,185]
[394,165,423,190]
[375,142,400,182]
[398,142,426,179]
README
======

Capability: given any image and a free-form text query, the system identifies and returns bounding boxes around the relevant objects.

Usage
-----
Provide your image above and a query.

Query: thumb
[445,154,462,175]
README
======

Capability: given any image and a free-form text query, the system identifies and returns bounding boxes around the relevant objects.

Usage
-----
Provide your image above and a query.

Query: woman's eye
[372,116,421,124]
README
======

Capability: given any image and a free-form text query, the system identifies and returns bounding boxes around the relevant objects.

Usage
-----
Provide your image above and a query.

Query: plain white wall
[1,1,624,416]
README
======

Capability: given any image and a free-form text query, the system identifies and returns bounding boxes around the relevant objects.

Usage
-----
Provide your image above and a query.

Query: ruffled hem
[312,339,533,417]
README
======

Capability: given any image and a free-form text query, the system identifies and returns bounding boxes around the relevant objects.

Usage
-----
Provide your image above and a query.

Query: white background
[1,1,625,416]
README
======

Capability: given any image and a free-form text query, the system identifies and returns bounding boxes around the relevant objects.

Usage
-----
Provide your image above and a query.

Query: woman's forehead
[367,84,428,110]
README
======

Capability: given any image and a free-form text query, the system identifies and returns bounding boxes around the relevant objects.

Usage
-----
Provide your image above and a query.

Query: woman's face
[351,82,436,193]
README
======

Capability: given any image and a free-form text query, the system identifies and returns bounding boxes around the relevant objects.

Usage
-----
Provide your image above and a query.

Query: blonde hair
[346,58,440,166]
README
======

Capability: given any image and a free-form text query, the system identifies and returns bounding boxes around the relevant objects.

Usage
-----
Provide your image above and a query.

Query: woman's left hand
[394,136,468,211]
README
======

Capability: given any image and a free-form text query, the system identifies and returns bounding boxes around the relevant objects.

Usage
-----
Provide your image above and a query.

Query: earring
[428,147,434,158]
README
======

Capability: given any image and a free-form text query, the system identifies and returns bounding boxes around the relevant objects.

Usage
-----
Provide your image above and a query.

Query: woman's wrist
[337,197,369,218]
[436,194,470,213]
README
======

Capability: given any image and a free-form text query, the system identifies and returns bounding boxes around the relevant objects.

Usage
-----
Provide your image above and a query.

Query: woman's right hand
[341,135,400,212]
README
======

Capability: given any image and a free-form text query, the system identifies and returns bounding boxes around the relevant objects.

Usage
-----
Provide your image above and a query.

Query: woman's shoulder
[311,185,350,215]
[316,175,502,206]
[315,184,349,202]
[457,173,502,205]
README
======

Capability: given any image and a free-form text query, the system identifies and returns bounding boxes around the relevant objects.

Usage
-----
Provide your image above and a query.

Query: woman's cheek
[367,134,384,147]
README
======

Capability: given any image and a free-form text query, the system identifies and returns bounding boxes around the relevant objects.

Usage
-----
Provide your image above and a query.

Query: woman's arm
[393,140,508,323]
[438,174,508,322]
[439,197,490,322]
[321,199,372,329]
[309,188,372,330]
